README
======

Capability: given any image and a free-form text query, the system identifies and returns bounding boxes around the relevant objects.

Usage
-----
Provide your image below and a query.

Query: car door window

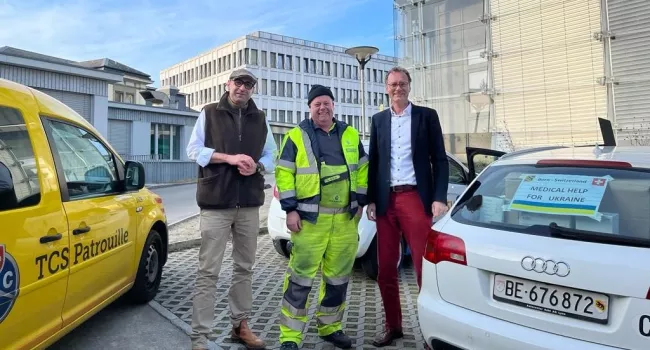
[48,121,119,200]
[448,158,467,184]
[0,106,41,212]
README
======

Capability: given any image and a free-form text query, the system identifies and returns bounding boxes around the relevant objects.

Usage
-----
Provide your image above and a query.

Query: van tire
[361,236,403,281]
[127,229,164,304]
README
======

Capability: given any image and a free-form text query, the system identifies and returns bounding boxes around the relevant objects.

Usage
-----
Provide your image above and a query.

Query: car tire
[127,229,164,304]
[361,236,403,281]
[273,239,290,258]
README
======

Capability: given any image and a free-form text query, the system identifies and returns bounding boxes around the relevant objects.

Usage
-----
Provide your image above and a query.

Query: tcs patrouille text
[35,228,129,280]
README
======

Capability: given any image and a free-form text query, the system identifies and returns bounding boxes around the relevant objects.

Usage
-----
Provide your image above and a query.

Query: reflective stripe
[324,275,349,285]
[358,155,368,165]
[296,165,318,174]
[278,159,296,172]
[316,309,344,325]
[350,200,359,210]
[288,268,313,287]
[348,163,358,171]
[297,203,319,213]
[279,189,296,199]
[319,206,348,214]
[356,187,367,195]
[282,298,308,317]
[280,313,307,331]
[317,305,341,314]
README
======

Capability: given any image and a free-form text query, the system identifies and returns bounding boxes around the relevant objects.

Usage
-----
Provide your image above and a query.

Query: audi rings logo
[521,256,570,277]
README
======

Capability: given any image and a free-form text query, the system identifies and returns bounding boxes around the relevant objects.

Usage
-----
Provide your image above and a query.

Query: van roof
[0,78,94,130]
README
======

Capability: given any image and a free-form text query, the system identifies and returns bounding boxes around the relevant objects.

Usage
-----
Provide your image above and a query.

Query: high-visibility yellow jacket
[275,119,369,223]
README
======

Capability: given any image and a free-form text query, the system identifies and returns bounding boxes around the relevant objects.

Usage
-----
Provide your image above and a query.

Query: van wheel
[361,237,403,281]
[127,229,164,304]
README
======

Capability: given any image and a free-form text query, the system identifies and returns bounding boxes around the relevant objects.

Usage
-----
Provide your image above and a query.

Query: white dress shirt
[186,109,277,172]
[389,103,417,186]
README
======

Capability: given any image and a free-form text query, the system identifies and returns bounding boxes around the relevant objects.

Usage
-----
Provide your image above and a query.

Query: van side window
[48,121,119,200]
[0,106,41,212]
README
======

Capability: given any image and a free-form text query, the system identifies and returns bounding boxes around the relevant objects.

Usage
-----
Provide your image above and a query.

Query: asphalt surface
[151,174,276,224]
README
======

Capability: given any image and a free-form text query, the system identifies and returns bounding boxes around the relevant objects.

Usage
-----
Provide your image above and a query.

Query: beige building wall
[490,0,607,150]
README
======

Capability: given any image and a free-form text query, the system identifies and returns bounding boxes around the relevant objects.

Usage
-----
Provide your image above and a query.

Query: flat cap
[229,68,257,83]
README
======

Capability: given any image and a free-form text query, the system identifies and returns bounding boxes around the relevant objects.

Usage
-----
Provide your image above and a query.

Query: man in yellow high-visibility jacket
[274,85,369,350]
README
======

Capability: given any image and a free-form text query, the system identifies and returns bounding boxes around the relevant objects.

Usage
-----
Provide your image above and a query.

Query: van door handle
[73,226,91,235]
[40,233,62,244]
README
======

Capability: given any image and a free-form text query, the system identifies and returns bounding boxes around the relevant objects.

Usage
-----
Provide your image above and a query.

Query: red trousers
[376,189,433,331]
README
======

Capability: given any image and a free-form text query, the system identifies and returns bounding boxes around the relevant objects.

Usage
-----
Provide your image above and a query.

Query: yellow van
[0,78,168,349]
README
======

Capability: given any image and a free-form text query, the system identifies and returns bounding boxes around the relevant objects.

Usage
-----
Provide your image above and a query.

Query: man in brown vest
[186,68,277,350]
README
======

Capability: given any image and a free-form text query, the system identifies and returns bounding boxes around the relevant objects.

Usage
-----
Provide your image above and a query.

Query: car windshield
[451,162,650,248]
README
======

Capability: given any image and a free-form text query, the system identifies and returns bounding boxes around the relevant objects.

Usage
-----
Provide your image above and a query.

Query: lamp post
[345,46,379,140]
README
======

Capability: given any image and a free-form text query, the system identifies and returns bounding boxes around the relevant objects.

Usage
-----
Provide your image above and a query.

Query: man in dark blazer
[366,66,450,347]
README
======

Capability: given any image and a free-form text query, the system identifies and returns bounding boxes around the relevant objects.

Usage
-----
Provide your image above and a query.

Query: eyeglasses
[387,82,409,89]
[233,79,255,90]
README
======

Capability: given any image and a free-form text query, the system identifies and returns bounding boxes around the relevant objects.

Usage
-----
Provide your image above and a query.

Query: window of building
[296,83,301,98]
[263,108,268,118]
[296,56,301,72]
[261,51,267,67]
[262,79,268,95]
[238,49,243,66]
[333,63,338,77]
[297,111,302,120]
[251,49,258,65]
[271,109,278,121]
[271,80,277,96]
[278,54,284,70]
[304,84,309,99]
[286,55,293,70]
[325,62,331,76]
[305,112,310,120]
[279,81,285,97]
[333,88,338,101]
[244,48,250,65]
[271,52,277,69]
[287,82,293,98]
[318,60,324,75]
[49,120,119,199]
[287,111,294,123]
[115,91,124,102]
[354,116,360,129]
[310,59,316,74]
[150,123,182,160]
[303,58,309,73]
[279,110,286,123]
[0,106,40,211]
[368,91,371,105]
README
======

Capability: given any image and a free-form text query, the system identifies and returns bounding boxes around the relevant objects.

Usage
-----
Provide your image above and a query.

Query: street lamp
[345,46,379,140]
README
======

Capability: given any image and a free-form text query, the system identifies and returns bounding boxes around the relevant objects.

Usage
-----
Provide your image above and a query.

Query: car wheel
[127,229,164,304]
[273,239,290,258]
[361,236,403,281]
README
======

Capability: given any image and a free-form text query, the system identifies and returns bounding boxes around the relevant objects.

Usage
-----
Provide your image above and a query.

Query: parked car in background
[268,139,471,280]
[418,142,650,350]
[0,78,169,350]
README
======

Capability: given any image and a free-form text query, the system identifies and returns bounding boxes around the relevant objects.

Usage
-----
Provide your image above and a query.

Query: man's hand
[366,203,376,221]
[356,207,363,217]
[432,201,449,218]
[227,154,255,169]
[286,211,302,233]
[238,163,257,176]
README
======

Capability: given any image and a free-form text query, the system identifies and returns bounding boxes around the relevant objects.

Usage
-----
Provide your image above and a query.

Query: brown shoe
[231,320,266,349]
[372,327,404,347]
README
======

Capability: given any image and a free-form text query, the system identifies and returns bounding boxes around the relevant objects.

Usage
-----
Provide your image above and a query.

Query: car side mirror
[124,161,145,191]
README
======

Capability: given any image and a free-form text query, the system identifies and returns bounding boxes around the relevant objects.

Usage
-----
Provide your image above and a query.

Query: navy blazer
[367,104,449,217]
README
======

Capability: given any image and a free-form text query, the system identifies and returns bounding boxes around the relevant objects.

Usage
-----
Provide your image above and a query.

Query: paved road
[150,173,276,225]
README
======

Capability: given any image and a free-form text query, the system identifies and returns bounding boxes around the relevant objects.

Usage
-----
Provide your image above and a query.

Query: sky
[0,0,396,87]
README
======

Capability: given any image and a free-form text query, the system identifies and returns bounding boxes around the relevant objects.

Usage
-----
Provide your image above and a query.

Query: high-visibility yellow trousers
[279,210,360,344]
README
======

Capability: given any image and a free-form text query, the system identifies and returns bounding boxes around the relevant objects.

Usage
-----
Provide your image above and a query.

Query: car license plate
[492,274,609,324]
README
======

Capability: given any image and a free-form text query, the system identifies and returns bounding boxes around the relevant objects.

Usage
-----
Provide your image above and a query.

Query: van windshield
[451,163,650,248]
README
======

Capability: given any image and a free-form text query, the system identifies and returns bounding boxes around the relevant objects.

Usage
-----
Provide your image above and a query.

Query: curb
[169,213,200,228]
[168,224,269,253]
[148,300,223,349]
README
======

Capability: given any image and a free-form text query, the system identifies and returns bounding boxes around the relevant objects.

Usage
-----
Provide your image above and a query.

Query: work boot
[321,330,352,349]
[280,342,299,350]
[231,320,265,349]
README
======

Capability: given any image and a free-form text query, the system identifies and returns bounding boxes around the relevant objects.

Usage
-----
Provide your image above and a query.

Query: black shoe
[280,341,299,350]
[321,330,352,349]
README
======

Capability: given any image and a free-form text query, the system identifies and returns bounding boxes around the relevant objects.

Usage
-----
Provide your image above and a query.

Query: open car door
[466,147,506,182]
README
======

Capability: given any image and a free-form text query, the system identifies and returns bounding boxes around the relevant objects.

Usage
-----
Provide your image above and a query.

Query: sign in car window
[507,174,611,220]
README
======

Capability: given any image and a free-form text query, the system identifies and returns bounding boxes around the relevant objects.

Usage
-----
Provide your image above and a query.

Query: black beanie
[307,85,334,106]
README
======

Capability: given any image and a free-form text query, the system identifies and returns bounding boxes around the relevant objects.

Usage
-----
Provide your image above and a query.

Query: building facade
[0,47,199,184]
[393,0,650,157]
[160,31,397,147]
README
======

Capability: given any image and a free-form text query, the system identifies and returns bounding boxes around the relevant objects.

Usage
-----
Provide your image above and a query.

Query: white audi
[267,140,471,280]
[419,144,650,350]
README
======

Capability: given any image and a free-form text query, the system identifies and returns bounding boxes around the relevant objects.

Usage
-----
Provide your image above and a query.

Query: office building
[160,31,397,147]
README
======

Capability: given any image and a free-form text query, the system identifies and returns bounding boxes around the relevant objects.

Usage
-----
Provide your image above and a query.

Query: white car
[268,140,470,280]
[418,143,650,350]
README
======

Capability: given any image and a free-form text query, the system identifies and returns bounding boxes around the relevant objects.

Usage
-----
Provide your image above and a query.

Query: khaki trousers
[190,207,260,348]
